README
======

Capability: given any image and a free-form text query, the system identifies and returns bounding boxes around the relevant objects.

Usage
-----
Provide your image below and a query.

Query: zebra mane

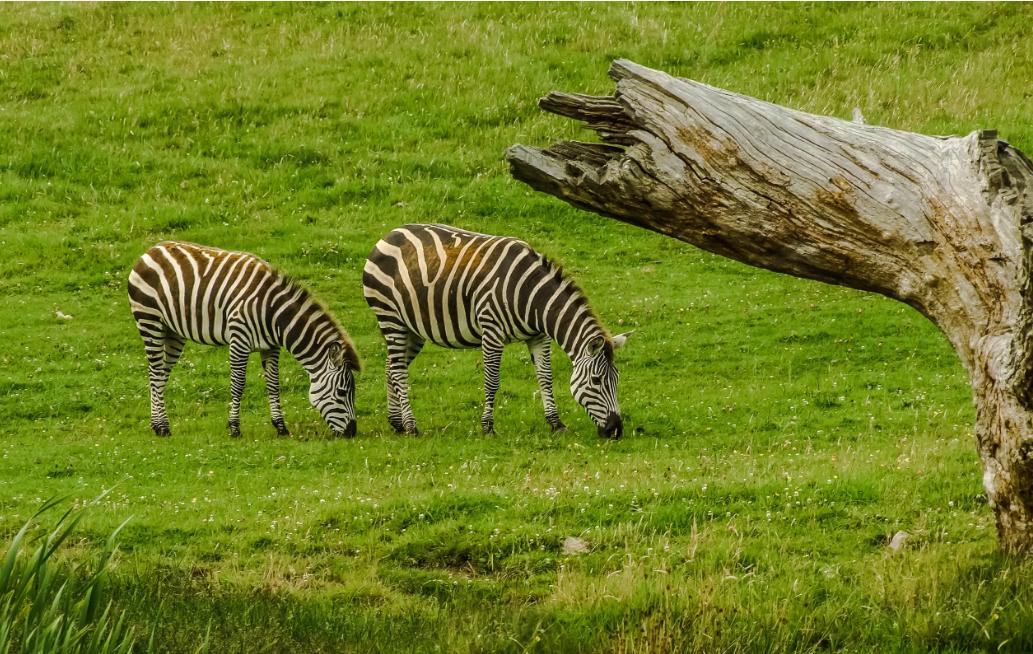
[276,270,363,372]
[536,251,613,354]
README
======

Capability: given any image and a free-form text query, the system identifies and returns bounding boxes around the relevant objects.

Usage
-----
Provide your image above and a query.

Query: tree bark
[506,59,1033,553]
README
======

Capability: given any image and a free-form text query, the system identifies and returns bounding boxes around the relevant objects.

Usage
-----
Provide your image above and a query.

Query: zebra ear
[328,342,345,369]
[586,335,606,357]
[612,331,633,349]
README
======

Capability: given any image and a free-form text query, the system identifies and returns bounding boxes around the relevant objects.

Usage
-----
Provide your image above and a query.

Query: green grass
[1,2,1032,652]
[0,497,139,654]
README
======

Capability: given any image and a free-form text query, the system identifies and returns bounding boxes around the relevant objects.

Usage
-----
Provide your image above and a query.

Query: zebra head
[570,332,630,439]
[309,341,358,438]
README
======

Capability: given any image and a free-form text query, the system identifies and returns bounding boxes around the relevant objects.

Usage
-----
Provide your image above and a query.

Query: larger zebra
[128,241,361,438]
[362,223,629,438]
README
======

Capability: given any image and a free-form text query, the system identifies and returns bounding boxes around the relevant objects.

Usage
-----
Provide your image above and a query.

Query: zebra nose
[598,413,622,439]
[343,420,357,438]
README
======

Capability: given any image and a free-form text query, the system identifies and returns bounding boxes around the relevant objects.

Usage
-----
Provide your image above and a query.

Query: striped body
[363,224,627,437]
[128,241,360,438]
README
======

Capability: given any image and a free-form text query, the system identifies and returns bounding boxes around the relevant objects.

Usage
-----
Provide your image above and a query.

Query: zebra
[127,241,361,439]
[362,223,629,438]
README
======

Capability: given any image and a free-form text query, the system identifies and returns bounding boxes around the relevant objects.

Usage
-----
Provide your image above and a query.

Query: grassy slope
[0,3,1031,652]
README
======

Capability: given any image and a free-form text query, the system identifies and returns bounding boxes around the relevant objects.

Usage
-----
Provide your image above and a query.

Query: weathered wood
[506,59,1033,553]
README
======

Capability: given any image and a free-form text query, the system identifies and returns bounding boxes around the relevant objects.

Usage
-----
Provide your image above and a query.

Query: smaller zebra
[363,223,630,438]
[128,241,361,438]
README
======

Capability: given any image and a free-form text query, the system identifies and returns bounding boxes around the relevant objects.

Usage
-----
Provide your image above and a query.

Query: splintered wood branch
[507,59,1033,553]
[539,92,637,145]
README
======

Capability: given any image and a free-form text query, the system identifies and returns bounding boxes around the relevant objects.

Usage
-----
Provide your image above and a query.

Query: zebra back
[363,224,612,357]
[129,241,359,371]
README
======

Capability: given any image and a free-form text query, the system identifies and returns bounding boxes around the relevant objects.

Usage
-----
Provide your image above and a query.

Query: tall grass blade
[0,497,137,654]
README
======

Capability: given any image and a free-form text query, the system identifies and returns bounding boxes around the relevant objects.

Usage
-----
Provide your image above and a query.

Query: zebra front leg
[227,340,251,438]
[260,348,290,437]
[481,333,504,435]
[528,335,565,432]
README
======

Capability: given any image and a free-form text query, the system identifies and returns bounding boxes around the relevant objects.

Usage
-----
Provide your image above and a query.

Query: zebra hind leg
[137,320,178,436]
[227,338,251,438]
[261,348,290,437]
[404,336,424,421]
[385,357,404,433]
[384,328,422,435]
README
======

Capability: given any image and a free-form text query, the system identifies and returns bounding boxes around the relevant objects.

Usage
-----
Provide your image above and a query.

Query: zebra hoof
[549,421,567,433]
[481,423,495,435]
[228,422,242,438]
[151,424,171,437]
[273,422,290,438]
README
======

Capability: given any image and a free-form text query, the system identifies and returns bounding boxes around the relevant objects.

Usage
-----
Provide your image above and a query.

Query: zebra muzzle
[598,413,622,439]
[336,420,357,438]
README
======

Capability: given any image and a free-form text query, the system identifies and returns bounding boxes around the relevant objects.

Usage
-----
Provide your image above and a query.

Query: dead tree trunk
[506,59,1033,553]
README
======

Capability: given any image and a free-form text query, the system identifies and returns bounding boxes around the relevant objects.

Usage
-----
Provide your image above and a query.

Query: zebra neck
[534,278,603,360]
[267,283,339,375]
[554,323,608,362]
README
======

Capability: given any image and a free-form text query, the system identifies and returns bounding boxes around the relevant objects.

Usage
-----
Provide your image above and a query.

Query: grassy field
[1,3,1032,652]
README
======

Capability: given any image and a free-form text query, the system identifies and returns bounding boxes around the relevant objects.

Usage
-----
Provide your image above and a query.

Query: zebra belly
[157,307,232,347]
[134,293,233,347]
[396,297,536,350]
[401,295,483,349]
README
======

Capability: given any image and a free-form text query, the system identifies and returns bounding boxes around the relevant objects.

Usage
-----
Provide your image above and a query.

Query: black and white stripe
[127,241,360,438]
[362,223,628,437]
